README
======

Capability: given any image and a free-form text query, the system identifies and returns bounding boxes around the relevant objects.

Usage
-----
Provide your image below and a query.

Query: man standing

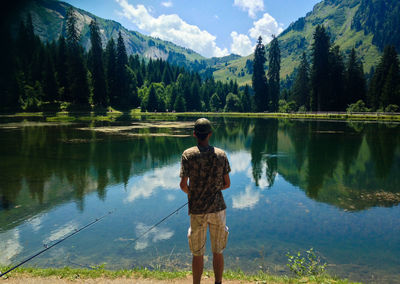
[180,118,231,284]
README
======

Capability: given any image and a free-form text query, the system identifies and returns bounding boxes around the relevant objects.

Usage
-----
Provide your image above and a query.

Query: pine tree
[114,31,129,108]
[56,35,68,101]
[89,20,107,107]
[241,84,252,112]
[190,79,202,111]
[292,52,310,109]
[42,48,58,102]
[147,84,158,112]
[311,25,330,111]
[174,93,186,112]
[66,8,89,106]
[268,35,281,112]
[252,36,268,112]
[344,48,366,107]
[105,38,117,106]
[328,45,345,111]
[368,45,400,110]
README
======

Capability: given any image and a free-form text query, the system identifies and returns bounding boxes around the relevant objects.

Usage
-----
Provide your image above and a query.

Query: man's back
[180,145,230,214]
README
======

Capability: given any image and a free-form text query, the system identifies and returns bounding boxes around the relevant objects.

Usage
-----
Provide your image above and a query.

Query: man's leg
[213,253,224,283]
[192,255,204,284]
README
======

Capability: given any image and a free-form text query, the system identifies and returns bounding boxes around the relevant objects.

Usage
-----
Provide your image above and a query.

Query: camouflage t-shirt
[180,145,231,214]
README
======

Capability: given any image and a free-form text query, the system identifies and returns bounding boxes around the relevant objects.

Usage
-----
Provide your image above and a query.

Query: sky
[63,0,321,58]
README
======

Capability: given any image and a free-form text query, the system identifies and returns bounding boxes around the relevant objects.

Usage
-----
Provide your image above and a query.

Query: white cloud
[134,223,174,250]
[249,12,284,43]
[232,185,261,209]
[125,163,180,203]
[44,222,78,245]
[230,31,254,56]
[229,151,252,174]
[115,0,229,58]
[0,229,23,265]
[234,0,264,18]
[161,1,173,8]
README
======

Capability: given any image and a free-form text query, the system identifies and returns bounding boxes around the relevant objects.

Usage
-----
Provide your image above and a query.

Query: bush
[286,248,327,277]
[278,99,297,113]
[384,104,399,112]
[297,105,307,113]
[346,100,370,113]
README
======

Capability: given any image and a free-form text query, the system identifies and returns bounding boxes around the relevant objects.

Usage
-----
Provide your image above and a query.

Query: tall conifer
[252,36,268,112]
[89,20,107,107]
[268,35,281,112]
[311,25,330,111]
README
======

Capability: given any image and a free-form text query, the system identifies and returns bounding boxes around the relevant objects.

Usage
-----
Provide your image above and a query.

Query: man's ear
[208,132,212,139]
[193,131,197,138]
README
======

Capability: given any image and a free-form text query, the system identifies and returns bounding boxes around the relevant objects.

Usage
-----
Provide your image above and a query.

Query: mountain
[8,0,400,87]
[214,0,400,86]
[8,0,212,69]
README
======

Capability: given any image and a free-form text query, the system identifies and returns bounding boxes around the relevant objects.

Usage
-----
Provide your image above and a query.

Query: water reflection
[0,229,23,265]
[1,118,400,282]
[1,119,400,224]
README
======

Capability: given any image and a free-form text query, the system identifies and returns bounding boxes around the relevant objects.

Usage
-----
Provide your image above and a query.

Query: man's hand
[180,177,189,194]
[222,174,230,190]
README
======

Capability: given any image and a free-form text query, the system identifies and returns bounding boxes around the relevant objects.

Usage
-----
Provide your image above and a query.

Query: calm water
[1,116,400,283]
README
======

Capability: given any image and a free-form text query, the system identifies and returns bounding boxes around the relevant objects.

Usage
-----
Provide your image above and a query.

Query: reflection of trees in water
[0,125,193,213]
[282,120,400,209]
[366,124,399,180]
[1,118,400,216]
[250,119,278,188]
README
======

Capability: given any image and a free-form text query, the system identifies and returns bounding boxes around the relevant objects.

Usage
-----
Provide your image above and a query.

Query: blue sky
[64,0,320,58]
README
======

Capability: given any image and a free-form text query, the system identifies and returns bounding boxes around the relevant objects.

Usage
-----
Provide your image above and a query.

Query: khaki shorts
[188,210,229,256]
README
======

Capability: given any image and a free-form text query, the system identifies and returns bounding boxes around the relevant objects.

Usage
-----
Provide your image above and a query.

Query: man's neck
[197,140,210,148]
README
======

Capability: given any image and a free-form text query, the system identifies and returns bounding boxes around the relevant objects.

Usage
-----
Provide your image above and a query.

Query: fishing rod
[123,201,188,249]
[0,210,113,278]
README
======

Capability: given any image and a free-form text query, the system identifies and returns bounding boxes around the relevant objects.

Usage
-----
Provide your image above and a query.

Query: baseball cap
[194,118,212,134]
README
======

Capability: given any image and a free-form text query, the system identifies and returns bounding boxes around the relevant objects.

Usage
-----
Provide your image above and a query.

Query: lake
[1,115,400,283]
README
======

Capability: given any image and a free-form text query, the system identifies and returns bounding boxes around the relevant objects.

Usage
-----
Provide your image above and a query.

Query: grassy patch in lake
[78,121,194,138]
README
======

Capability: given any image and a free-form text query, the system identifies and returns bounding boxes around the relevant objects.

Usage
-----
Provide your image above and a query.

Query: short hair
[195,131,210,141]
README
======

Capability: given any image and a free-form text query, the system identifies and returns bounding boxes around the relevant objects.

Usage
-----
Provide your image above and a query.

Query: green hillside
[10,0,206,67]
[213,0,399,86]
[10,0,400,87]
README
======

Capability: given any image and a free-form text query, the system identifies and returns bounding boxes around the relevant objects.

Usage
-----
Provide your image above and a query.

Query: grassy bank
[2,110,400,122]
[0,266,358,283]
[135,111,400,122]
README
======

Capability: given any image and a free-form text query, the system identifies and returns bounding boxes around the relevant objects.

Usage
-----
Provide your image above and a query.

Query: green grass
[136,111,400,122]
[0,266,359,283]
[6,110,400,122]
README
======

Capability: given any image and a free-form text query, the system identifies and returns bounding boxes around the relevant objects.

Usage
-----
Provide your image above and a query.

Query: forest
[0,8,399,113]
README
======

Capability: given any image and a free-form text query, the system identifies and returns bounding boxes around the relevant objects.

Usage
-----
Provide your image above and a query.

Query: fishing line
[0,210,113,278]
[123,201,188,249]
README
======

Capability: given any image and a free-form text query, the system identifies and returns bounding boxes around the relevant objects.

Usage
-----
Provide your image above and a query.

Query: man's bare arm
[180,176,189,194]
[221,174,230,190]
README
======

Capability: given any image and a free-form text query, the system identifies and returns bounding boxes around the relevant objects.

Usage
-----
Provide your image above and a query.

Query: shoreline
[0,266,358,283]
[1,110,400,123]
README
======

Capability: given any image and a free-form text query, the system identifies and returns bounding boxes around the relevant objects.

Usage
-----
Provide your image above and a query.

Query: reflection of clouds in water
[125,163,180,203]
[0,229,23,265]
[134,223,174,250]
[229,151,251,174]
[166,194,176,201]
[43,221,78,244]
[232,185,261,209]
[29,215,45,232]
[245,161,273,189]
